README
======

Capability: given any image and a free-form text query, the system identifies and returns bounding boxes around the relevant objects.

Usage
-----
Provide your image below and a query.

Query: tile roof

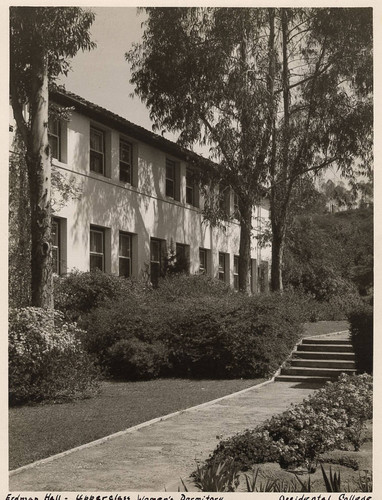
[50,88,215,169]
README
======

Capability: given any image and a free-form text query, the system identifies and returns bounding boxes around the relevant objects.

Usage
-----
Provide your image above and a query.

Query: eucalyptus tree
[128,8,276,292]
[127,7,372,292]
[268,8,372,290]
[10,7,95,307]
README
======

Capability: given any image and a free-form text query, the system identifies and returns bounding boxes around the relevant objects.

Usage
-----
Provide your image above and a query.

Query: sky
[58,7,184,146]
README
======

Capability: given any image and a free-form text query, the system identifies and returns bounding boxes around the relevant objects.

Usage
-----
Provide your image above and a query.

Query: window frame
[186,167,198,207]
[199,248,207,274]
[218,252,226,282]
[51,218,60,275]
[150,238,164,286]
[233,255,239,290]
[48,117,61,161]
[90,126,105,175]
[119,232,132,277]
[119,137,133,184]
[166,158,176,199]
[90,227,105,272]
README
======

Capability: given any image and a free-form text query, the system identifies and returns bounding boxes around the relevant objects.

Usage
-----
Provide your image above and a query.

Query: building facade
[25,90,271,292]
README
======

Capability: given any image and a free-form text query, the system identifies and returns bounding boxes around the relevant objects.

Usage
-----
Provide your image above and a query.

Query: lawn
[9,320,349,471]
[9,377,266,470]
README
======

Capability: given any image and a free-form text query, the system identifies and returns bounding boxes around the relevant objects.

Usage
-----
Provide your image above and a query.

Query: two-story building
[43,90,271,292]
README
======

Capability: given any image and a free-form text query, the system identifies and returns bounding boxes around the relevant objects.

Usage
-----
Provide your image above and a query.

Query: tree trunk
[238,203,252,293]
[26,51,53,309]
[270,220,285,292]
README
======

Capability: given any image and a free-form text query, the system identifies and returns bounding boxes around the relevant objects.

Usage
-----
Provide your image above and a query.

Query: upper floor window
[48,117,60,161]
[90,127,105,175]
[119,232,132,277]
[186,168,199,207]
[120,138,132,184]
[233,191,239,217]
[234,256,239,290]
[52,218,60,275]
[166,159,176,198]
[219,185,230,215]
[90,227,104,271]
[166,158,180,201]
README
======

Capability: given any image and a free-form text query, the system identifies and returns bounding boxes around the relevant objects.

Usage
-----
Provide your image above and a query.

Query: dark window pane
[90,231,103,253]
[119,258,131,277]
[119,234,131,258]
[90,254,103,271]
[166,178,174,198]
[90,151,104,174]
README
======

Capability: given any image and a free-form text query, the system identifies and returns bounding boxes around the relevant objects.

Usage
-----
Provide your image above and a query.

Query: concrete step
[302,338,351,345]
[297,343,354,353]
[290,359,356,369]
[294,351,355,360]
[275,375,334,383]
[281,366,357,377]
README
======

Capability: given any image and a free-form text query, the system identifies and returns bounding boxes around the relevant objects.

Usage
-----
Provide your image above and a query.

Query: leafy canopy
[10,7,95,105]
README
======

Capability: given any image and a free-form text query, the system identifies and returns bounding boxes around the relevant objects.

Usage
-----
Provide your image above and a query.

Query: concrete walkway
[9,332,349,492]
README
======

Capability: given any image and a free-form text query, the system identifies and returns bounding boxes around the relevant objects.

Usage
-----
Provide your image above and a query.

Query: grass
[9,377,265,470]
[303,320,349,337]
[9,320,349,471]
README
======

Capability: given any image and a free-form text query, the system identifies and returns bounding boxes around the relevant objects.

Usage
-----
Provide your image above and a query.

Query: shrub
[9,307,99,405]
[54,270,150,322]
[348,304,373,374]
[106,338,168,379]
[205,374,372,472]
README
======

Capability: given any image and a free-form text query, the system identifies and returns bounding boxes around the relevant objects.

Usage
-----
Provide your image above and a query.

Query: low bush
[81,281,304,380]
[205,373,372,472]
[348,304,373,374]
[9,307,99,405]
[54,269,150,322]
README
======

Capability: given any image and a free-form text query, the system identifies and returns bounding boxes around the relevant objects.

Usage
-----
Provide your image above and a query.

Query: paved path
[10,331,349,492]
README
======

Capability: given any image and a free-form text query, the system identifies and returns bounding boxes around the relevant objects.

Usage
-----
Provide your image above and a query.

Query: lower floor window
[199,248,207,274]
[176,243,189,274]
[119,232,132,277]
[52,218,60,275]
[219,252,226,282]
[234,256,239,290]
[90,227,104,271]
[150,238,164,286]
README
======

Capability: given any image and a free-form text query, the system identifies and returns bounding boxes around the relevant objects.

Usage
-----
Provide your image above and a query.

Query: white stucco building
[45,90,271,291]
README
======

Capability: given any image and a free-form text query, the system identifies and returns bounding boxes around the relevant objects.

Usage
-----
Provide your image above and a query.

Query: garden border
[10,330,349,477]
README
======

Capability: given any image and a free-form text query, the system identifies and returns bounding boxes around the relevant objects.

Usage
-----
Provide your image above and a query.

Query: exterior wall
[43,108,271,290]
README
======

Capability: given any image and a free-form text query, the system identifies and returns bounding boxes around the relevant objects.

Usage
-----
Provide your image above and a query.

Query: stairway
[275,334,357,383]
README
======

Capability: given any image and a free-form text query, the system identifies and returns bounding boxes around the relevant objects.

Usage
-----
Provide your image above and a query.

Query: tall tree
[10,7,95,308]
[127,7,372,292]
[127,8,276,292]
[269,8,372,290]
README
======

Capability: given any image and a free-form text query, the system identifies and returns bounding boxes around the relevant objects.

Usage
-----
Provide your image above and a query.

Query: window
[166,158,176,198]
[219,185,230,214]
[199,248,207,274]
[234,256,239,290]
[219,252,226,282]
[150,239,164,286]
[119,232,132,277]
[233,191,239,216]
[120,138,132,183]
[90,127,105,174]
[48,117,60,161]
[52,218,60,274]
[176,243,189,273]
[186,168,198,207]
[90,227,104,271]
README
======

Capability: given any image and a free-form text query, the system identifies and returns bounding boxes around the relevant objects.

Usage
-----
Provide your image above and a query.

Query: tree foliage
[127,7,372,292]
[10,7,95,308]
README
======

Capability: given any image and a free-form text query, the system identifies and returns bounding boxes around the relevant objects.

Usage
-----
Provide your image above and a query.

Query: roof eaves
[50,88,216,170]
